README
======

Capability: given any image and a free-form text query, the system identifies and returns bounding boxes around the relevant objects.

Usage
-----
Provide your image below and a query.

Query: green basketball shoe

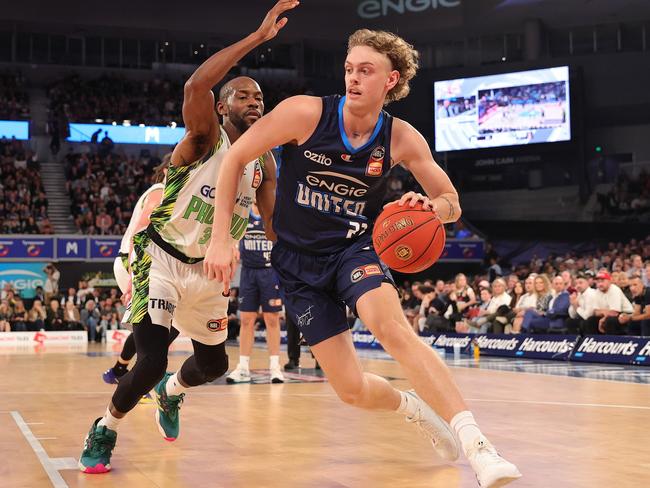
[153,372,184,441]
[78,418,117,473]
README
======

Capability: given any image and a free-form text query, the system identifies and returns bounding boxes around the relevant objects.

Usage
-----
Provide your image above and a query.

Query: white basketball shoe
[270,365,285,383]
[226,366,251,384]
[403,390,460,461]
[466,436,522,487]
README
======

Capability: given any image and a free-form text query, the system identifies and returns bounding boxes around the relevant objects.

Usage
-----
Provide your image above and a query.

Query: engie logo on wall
[357,0,461,19]
[0,262,48,299]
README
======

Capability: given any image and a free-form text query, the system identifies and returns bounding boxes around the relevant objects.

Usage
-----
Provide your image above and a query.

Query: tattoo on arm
[440,195,455,220]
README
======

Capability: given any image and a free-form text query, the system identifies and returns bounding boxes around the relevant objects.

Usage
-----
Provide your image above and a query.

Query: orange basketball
[372,203,446,274]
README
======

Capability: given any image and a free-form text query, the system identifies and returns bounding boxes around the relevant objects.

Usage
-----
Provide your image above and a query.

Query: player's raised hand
[255,0,300,42]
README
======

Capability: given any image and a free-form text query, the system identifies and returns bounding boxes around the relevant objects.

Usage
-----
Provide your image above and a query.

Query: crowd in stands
[0,138,52,234]
[598,168,650,219]
[48,74,184,126]
[64,146,162,235]
[0,270,125,343]
[0,70,30,120]
[386,236,650,338]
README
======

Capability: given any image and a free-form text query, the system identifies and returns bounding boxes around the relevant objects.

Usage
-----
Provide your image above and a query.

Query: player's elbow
[184,78,209,96]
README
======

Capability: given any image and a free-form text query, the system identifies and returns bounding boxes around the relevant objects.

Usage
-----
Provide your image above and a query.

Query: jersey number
[346,222,368,239]
[199,227,212,245]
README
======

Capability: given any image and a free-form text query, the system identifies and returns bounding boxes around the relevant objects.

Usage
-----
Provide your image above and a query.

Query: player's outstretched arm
[256,152,278,242]
[171,0,300,167]
[390,118,462,224]
[203,95,321,287]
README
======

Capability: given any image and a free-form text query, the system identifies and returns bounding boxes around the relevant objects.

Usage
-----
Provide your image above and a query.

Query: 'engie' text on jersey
[295,182,367,219]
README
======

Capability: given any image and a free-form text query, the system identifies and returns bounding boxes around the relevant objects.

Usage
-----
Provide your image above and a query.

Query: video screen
[434,66,570,152]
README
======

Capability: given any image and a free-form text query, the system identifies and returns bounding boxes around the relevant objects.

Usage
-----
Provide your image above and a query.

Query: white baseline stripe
[10,411,69,488]
[466,398,650,411]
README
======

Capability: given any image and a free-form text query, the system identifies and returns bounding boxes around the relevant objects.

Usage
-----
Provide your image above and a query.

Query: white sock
[269,355,280,369]
[450,411,484,456]
[239,356,250,371]
[165,372,187,397]
[97,408,122,431]
[395,390,419,417]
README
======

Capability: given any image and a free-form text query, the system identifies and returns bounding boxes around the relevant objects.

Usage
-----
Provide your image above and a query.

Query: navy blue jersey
[274,95,393,255]
[239,213,273,268]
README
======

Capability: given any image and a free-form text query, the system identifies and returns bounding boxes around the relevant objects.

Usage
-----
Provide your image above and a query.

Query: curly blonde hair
[347,29,420,104]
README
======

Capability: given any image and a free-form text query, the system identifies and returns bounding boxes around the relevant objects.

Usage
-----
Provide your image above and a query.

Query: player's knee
[334,379,367,407]
[199,353,229,382]
[132,352,168,389]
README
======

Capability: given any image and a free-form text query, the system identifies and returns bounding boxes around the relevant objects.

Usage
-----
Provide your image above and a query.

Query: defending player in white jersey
[78,1,295,473]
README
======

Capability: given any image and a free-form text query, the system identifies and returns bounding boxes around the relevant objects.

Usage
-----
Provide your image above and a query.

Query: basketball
[372,202,446,273]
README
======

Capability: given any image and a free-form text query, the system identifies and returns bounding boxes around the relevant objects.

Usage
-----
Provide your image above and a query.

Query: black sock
[113,362,128,376]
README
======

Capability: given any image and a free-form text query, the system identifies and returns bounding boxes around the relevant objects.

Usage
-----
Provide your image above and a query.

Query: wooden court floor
[1,343,649,488]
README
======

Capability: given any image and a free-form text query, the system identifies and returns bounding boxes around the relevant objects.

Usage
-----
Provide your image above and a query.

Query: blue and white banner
[57,238,88,260]
[0,237,54,260]
[67,123,185,145]
[0,120,29,140]
[440,240,485,261]
[432,333,577,360]
[0,262,48,299]
[571,335,650,366]
[89,238,121,259]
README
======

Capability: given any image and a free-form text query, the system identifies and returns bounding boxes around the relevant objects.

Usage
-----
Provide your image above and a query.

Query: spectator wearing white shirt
[592,271,634,334]
[567,274,599,334]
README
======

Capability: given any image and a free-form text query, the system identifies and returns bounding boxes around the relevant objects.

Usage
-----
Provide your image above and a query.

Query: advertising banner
[0,262,48,299]
[89,238,121,259]
[67,123,184,145]
[57,238,88,260]
[0,330,86,346]
[440,240,485,262]
[0,237,54,260]
[571,335,650,366]
[0,120,29,140]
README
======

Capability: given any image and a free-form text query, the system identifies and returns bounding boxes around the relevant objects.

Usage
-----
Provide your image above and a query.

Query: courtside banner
[571,335,650,366]
[89,238,121,259]
[432,333,578,360]
[0,330,86,346]
[0,237,54,259]
[351,330,435,350]
[440,240,485,262]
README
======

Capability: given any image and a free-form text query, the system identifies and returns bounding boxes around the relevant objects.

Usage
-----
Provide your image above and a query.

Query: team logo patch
[366,145,385,177]
[251,161,262,189]
[350,264,383,283]
[341,154,353,162]
[207,318,228,332]
[395,244,413,261]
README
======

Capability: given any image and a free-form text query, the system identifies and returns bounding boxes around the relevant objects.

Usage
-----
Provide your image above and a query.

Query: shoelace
[405,408,440,446]
[160,392,184,417]
[470,440,503,468]
[87,429,113,456]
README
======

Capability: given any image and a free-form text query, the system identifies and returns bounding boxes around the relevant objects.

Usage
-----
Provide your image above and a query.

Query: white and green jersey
[149,127,264,260]
[119,183,165,254]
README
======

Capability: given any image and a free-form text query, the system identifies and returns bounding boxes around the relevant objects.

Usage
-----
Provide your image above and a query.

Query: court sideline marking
[10,411,72,488]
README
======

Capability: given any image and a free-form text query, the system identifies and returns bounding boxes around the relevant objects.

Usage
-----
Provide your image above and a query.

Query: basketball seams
[389,225,441,272]
[375,213,439,259]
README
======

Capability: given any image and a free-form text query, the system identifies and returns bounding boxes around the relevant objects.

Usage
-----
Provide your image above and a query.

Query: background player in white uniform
[227,203,284,384]
[103,158,174,385]
[78,1,293,473]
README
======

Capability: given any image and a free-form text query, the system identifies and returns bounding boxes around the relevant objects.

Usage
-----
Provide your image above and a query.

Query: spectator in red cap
[593,271,634,334]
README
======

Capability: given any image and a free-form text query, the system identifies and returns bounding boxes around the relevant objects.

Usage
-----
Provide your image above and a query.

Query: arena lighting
[95,118,104,123]
[111,121,117,126]
[595,146,603,153]
[200,43,204,48]
[170,121,177,129]
[139,124,145,127]
[123,120,131,127]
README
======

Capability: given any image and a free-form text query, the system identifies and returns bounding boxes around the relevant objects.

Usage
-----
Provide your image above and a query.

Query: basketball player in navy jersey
[206,29,521,487]
[227,203,285,383]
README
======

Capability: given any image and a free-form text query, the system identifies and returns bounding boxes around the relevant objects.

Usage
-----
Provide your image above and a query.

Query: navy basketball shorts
[238,266,283,313]
[271,238,395,346]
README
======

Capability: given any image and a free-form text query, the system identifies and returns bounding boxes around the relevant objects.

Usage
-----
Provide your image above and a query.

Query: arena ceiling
[3,0,649,43]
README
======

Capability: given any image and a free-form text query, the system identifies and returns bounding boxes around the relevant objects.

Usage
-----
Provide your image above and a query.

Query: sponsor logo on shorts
[206,318,228,332]
[296,306,314,328]
[149,298,176,315]
[350,264,383,283]
[395,244,413,261]
[268,298,282,307]
[365,146,384,177]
